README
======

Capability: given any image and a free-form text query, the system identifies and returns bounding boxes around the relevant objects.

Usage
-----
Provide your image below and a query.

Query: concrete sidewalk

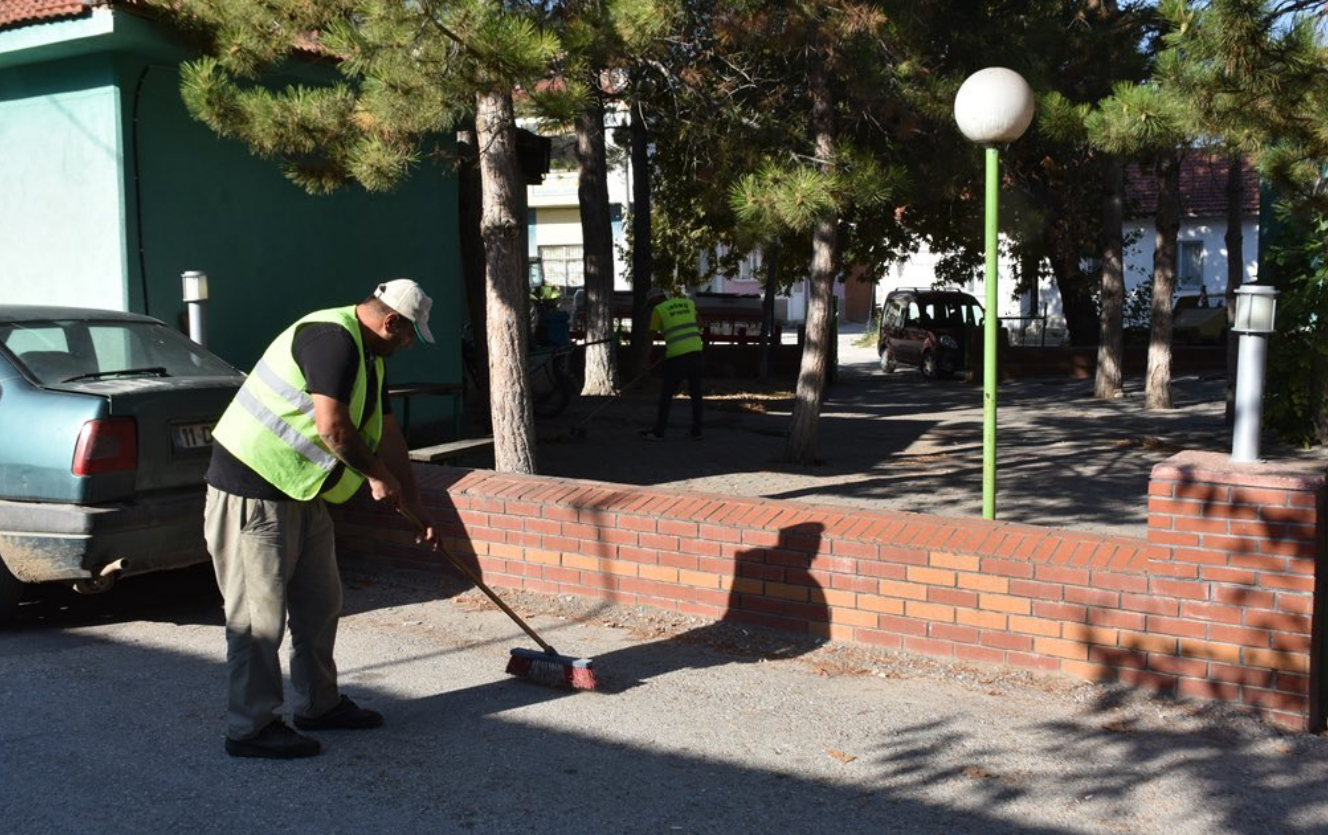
[525,324,1322,539]
[3,568,1326,835]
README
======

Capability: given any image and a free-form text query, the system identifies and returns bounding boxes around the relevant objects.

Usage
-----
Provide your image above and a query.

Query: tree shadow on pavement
[7,575,1326,835]
[537,369,1292,537]
[869,710,1328,835]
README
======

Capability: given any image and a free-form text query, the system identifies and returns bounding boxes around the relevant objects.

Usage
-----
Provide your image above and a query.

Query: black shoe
[690,428,703,441]
[294,695,384,731]
[225,720,321,759]
[639,429,665,442]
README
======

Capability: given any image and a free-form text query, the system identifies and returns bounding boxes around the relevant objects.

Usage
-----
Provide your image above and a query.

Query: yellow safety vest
[212,306,384,503]
[650,297,703,358]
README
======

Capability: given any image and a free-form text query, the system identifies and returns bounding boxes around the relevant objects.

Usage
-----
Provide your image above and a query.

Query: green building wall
[0,53,129,311]
[1,11,462,435]
[123,56,461,385]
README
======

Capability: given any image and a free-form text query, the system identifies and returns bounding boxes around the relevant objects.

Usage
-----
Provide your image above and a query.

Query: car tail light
[72,418,138,476]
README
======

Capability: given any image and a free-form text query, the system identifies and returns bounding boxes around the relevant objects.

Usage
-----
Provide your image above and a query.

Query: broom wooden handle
[395,504,558,655]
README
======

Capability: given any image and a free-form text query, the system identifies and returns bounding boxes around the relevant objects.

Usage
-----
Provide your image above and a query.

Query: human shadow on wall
[582,520,831,695]
[339,493,831,695]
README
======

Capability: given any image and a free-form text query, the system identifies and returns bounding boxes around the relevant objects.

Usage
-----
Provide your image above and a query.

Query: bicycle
[527,342,577,417]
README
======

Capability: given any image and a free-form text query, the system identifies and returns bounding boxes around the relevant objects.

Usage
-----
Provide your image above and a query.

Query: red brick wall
[1145,451,1324,729]
[332,451,1325,731]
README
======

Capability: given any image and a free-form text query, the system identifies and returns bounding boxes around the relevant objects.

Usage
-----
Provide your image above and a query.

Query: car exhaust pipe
[71,559,127,595]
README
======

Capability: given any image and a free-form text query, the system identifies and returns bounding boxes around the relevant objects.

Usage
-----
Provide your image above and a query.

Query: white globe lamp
[954,67,1036,145]
[953,67,1035,521]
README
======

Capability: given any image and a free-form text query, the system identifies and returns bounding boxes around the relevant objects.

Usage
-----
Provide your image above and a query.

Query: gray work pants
[203,486,342,740]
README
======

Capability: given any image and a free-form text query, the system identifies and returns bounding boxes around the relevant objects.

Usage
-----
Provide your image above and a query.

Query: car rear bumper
[0,490,210,583]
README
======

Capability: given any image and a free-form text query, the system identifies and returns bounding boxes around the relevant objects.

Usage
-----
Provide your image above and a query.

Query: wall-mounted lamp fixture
[1231,284,1279,463]
[181,270,209,347]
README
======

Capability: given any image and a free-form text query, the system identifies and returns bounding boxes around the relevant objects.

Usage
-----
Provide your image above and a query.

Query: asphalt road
[3,566,1326,835]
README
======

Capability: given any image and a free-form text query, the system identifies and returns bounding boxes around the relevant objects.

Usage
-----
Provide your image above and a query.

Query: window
[0,320,237,385]
[539,245,584,288]
[1,324,67,355]
[1177,241,1204,289]
[884,300,904,329]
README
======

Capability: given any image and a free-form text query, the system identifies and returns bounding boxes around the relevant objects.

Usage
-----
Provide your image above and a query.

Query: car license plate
[172,421,216,450]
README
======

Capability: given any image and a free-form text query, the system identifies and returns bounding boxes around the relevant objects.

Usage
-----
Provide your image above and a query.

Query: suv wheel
[879,344,896,374]
[0,555,23,622]
[921,349,938,379]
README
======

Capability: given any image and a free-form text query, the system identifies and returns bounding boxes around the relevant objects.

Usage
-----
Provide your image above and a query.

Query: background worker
[204,279,440,760]
[641,287,705,441]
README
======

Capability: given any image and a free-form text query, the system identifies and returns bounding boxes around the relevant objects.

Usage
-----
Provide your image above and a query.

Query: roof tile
[1124,153,1260,219]
[0,1,92,29]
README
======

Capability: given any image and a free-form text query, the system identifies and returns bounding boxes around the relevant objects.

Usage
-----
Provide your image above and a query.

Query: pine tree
[528,1,660,396]
[152,0,562,473]
[715,1,906,465]
[1092,0,1146,401]
[1164,0,1328,442]
[1086,46,1194,410]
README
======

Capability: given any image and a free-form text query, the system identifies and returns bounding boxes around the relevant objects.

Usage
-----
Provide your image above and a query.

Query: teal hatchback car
[0,306,244,620]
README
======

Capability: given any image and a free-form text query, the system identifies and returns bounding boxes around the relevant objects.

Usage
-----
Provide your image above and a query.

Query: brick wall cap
[1152,451,1326,491]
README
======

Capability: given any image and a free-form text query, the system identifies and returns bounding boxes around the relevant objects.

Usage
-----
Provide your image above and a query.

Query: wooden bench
[408,436,495,464]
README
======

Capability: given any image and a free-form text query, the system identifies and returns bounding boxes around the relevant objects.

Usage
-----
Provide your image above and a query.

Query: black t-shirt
[206,323,391,500]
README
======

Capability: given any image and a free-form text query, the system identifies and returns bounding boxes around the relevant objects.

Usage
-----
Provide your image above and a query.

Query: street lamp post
[181,270,210,348]
[953,68,1035,520]
[1230,284,1279,463]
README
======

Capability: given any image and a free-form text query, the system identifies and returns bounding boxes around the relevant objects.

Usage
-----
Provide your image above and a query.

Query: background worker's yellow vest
[651,298,703,358]
[212,307,384,503]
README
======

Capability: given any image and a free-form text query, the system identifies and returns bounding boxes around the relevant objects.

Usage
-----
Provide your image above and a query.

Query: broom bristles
[506,648,598,691]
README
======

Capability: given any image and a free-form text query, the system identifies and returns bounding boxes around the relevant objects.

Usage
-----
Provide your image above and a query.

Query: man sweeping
[640,287,705,441]
[203,279,440,759]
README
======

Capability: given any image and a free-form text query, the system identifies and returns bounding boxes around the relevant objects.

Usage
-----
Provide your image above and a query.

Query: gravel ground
[3,568,1326,835]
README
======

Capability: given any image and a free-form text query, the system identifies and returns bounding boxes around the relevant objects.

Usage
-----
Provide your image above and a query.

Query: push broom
[395,506,597,691]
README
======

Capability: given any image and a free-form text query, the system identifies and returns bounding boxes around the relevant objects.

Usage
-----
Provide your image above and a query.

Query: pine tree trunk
[1046,230,1096,346]
[577,91,618,395]
[476,90,537,473]
[457,130,489,403]
[629,92,654,378]
[1316,224,1328,445]
[758,240,780,382]
[1020,245,1040,333]
[783,51,836,466]
[1092,0,1125,399]
[1224,154,1244,424]
[1095,156,1125,399]
[1314,344,1328,445]
[1145,153,1181,411]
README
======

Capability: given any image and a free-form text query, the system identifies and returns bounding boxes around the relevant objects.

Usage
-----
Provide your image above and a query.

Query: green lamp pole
[953,68,1035,520]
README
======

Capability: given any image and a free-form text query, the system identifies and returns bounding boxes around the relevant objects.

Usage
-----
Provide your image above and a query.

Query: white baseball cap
[374,279,435,344]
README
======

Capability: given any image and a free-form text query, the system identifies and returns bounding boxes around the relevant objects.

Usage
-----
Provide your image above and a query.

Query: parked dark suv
[877,288,984,379]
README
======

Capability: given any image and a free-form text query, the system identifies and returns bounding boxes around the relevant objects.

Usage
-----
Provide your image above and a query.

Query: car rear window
[0,319,239,385]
